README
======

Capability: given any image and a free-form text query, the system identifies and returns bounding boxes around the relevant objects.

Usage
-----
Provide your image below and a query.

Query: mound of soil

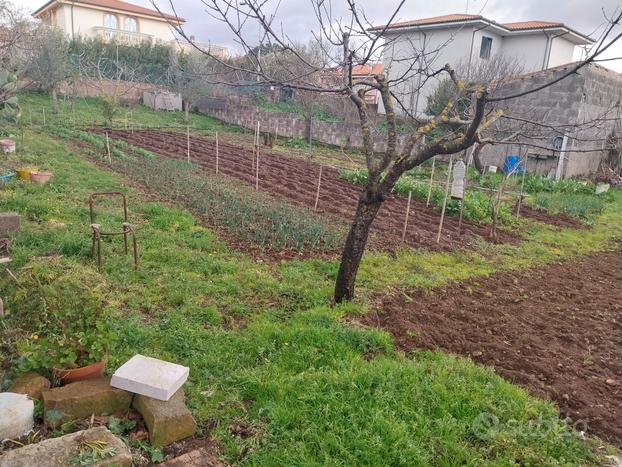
[105,129,518,251]
[363,250,622,445]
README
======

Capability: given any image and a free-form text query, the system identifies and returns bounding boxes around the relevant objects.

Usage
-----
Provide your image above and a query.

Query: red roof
[369,14,481,31]
[502,21,564,31]
[351,64,383,76]
[34,0,185,22]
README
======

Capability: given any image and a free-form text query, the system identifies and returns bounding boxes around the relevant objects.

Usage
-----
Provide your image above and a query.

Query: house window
[104,13,118,30]
[125,17,137,32]
[480,36,493,59]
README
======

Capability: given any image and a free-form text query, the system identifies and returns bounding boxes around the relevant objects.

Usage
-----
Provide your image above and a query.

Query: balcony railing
[92,27,154,45]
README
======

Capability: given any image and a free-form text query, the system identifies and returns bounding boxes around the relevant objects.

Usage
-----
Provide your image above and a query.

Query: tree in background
[168,50,212,123]
[27,26,72,114]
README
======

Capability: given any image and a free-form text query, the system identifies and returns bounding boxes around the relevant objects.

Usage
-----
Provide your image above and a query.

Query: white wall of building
[500,35,549,72]
[379,24,580,116]
[41,3,178,44]
[548,36,577,67]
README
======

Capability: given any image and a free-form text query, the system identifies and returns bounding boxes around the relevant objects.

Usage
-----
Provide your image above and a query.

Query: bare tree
[168,49,213,123]
[153,0,622,302]
[27,25,72,114]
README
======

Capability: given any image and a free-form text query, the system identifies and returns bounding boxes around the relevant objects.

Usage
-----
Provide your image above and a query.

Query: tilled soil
[105,129,516,251]
[363,250,622,445]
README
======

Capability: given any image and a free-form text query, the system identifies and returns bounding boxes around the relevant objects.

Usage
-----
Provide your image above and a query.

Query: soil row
[105,129,516,251]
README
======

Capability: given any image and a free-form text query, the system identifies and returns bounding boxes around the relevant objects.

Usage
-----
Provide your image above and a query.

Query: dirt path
[363,250,622,445]
[105,129,518,251]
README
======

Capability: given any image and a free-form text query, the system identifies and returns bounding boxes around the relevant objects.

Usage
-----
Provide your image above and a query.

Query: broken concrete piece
[0,213,19,238]
[0,392,34,440]
[8,372,51,400]
[132,389,197,447]
[42,377,132,428]
[111,354,189,401]
[0,426,131,466]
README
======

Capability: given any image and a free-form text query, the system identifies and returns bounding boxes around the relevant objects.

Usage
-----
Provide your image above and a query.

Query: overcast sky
[20,0,622,71]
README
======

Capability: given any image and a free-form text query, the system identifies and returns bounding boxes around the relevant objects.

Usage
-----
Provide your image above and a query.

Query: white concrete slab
[110,355,189,401]
[0,392,34,440]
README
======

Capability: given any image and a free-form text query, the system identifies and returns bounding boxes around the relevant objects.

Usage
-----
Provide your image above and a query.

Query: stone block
[111,354,189,401]
[42,377,132,428]
[132,389,197,447]
[0,213,19,238]
[0,426,131,466]
[8,372,51,400]
[0,393,34,440]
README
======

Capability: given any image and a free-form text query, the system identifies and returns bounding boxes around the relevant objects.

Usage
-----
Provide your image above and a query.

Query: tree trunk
[51,87,59,115]
[472,143,486,174]
[334,195,382,303]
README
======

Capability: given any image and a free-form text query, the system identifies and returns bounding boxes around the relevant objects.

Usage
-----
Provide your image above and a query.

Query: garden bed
[363,249,622,446]
[103,129,517,250]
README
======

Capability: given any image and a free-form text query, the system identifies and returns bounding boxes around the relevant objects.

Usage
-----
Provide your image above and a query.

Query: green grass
[0,128,618,465]
[535,192,607,218]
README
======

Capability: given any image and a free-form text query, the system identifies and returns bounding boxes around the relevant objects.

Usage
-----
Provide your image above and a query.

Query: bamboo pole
[215,132,219,174]
[314,165,323,211]
[186,125,190,163]
[426,156,436,207]
[436,156,454,243]
[457,198,465,236]
[42,108,46,126]
[105,131,112,164]
[401,191,412,242]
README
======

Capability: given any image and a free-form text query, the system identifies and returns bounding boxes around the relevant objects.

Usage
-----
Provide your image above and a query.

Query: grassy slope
[1,94,621,464]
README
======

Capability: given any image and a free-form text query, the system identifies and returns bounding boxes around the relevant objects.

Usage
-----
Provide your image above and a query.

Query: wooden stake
[436,156,454,243]
[215,132,219,174]
[42,108,46,126]
[457,197,465,236]
[426,156,436,207]
[401,190,412,242]
[105,131,112,164]
[516,168,526,216]
[255,134,260,191]
[186,125,190,163]
[314,165,323,211]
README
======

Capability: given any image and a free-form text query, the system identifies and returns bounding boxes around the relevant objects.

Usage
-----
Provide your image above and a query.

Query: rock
[132,389,197,447]
[0,213,19,238]
[111,354,189,401]
[606,378,617,386]
[8,372,51,400]
[0,393,34,440]
[0,426,131,466]
[42,377,132,428]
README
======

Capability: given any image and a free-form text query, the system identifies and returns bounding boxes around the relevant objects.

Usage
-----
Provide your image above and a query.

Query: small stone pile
[0,355,196,466]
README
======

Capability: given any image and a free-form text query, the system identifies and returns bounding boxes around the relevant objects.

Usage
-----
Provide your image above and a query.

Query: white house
[32,0,185,46]
[370,14,594,115]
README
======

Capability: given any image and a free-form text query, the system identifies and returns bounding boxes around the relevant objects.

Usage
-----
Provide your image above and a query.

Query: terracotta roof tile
[502,21,564,30]
[351,64,383,76]
[34,0,184,22]
[369,14,481,31]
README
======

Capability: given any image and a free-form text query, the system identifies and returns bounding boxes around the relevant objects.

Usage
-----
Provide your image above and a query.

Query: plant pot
[30,171,53,185]
[53,360,105,385]
[17,167,37,180]
[0,171,15,183]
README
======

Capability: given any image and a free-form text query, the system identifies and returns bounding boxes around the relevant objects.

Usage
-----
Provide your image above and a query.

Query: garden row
[102,129,517,250]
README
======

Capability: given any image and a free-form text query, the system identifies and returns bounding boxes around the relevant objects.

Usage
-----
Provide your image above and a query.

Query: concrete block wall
[483,63,621,178]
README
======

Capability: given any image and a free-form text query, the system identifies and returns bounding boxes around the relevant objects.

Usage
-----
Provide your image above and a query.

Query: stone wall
[196,96,408,152]
[58,78,166,103]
